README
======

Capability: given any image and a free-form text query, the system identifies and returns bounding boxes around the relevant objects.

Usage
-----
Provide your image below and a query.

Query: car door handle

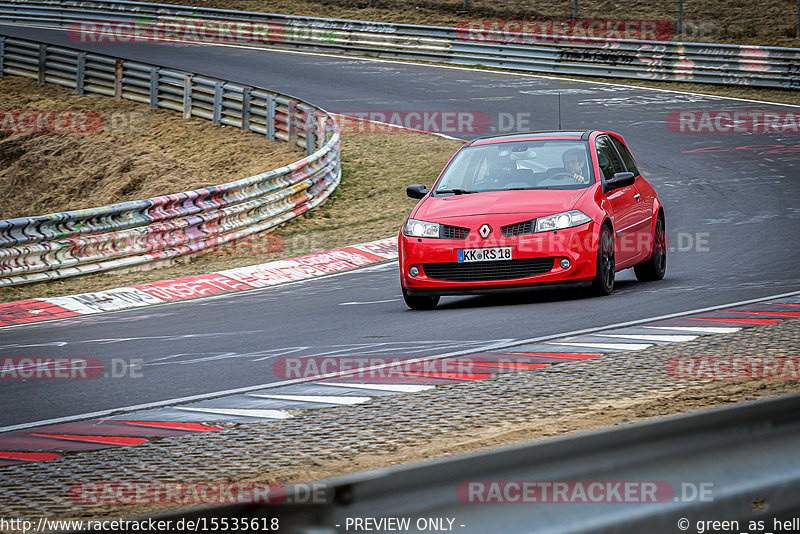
[634,193,641,199]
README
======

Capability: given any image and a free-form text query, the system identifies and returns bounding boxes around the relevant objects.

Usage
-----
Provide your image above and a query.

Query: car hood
[414,189,589,220]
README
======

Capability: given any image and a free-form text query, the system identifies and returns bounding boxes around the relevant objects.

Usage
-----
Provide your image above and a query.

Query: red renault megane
[399,130,666,310]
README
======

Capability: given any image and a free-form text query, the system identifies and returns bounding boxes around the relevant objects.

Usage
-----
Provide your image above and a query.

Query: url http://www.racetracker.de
[0,517,281,533]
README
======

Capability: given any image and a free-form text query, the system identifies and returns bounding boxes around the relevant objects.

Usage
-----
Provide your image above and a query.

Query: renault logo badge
[479,224,492,239]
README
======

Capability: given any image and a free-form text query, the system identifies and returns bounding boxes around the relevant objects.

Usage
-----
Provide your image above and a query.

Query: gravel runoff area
[0,319,798,529]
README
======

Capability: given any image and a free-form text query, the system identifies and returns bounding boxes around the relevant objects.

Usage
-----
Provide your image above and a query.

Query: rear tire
[590,225,615,296]
[402,287,440,310]
[634,215,666,282]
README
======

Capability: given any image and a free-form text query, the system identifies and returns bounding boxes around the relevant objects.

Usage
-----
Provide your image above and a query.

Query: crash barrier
[0,35,340,286]
[151,392,800,533]
[0,0,799,89]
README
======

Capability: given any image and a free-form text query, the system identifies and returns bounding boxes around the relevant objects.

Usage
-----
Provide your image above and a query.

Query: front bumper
[400,222,599,294]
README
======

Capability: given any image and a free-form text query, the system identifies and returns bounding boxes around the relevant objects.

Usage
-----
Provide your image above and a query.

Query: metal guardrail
[0,0,799,89]
[0,35,340,286]
[151,392,800,533]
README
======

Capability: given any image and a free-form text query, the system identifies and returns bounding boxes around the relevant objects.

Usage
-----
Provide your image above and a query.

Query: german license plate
[457,247,513,263]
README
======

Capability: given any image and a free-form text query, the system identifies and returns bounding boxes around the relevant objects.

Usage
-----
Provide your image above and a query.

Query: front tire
[402,287,440,310]
[590,225,615,296]
[634,215,666,282]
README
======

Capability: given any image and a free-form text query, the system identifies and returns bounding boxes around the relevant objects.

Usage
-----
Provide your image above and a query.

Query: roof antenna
[558,92,562,130]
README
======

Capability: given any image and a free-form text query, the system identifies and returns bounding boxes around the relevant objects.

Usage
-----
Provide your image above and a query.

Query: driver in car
[562,148,589,184]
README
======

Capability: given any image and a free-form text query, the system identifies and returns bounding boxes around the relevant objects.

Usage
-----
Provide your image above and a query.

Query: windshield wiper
[437,188,476,195]
[509,186,566,190]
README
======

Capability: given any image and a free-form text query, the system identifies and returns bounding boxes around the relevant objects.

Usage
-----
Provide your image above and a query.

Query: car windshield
[433,140,594,195]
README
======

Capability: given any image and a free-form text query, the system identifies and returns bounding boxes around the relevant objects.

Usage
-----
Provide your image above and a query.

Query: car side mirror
[406,184,429,199]
[606,172,635,191]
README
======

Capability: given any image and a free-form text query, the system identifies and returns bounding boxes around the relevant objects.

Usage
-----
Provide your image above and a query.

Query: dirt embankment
[0,76,304,220]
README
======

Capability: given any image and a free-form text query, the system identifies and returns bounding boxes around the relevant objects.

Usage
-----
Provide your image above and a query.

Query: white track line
[596,334,698,342]
[643,326,741,334]
[246,394,371,405]
[175,407,293,419]
[544,341,653,351]
[320,383,434,393]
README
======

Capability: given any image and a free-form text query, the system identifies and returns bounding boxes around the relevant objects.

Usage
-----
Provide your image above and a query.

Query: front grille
[501,220,535,237]
[441,225,470,239]
[422,257,555,282]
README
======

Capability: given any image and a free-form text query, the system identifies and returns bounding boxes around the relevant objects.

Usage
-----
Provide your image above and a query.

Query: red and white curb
[0,237,398,328]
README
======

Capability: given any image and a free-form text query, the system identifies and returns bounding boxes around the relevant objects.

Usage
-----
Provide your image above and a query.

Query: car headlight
[403,219,442,238]
[535,210,591,232]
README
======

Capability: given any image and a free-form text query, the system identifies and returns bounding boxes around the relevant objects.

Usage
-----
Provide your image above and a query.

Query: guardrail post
[76,52,86,95]
[114,59,123,101]
[149,67,158,109]
[266,93,275,141]
[288,99,297,141]
[212,81,223,125]
[324,114,335,142]
[677,0,684,35]
[0,37,5,76]
[183,74,193,119]
[241,87,251,132]
[299,104,316,156]
[38,44,46,84]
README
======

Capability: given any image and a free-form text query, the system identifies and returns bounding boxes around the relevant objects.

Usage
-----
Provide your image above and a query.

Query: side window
[610,136,640,176]
[595,136,625,181]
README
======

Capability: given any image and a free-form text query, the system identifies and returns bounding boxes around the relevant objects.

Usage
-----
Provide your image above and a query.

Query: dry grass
[0,76,305,220]
[135,0,800,46]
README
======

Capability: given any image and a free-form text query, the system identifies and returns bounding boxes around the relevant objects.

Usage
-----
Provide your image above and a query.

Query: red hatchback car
[399,130,666,310]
